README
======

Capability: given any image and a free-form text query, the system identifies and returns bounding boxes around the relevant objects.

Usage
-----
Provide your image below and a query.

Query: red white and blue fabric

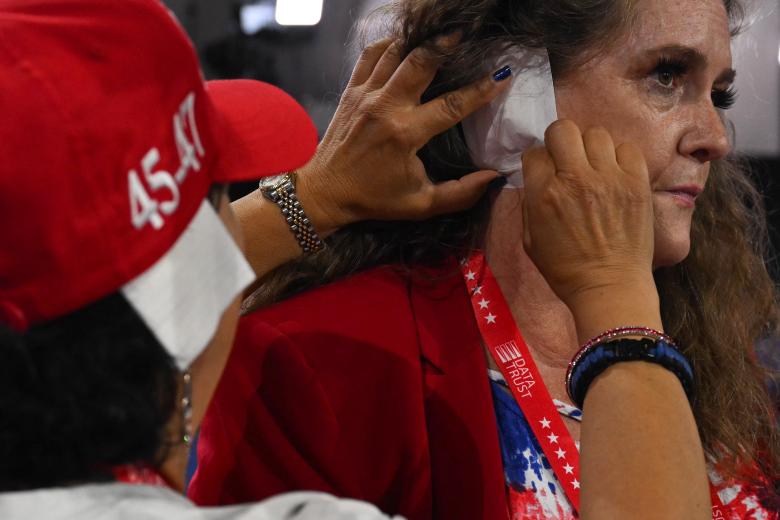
[489,370,578,519]
[489,369,777,519]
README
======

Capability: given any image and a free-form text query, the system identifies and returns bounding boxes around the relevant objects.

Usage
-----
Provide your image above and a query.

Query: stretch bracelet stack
[567,326,677,379]
[566,327,694,409]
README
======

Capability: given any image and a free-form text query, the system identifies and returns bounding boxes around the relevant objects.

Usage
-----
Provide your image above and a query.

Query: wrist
[258,171,326,254]
[294,161,352,238]
[566,280,662,344]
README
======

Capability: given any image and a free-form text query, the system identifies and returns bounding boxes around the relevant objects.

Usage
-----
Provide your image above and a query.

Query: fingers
[521,147,556,196]
[384,32,461,101]
[616,142,649,181]
[384,46,445,102]
[348,38,395,88]
[426,170,499,216]
[521,147,556,253]
[544,119,589,176]
[364,40,403,90]
[582,126,617,171]
[410,73,511,145]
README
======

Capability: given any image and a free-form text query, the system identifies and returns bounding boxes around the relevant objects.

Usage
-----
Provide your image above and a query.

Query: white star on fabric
[539,417,551,429]
[572,479,580,490]
[478,298,490,309]
[485,313,497,324]
[473,285,483,295]
[564,463,574,474]
[742,496,759,510]
[555,448,566,459]
[547,433,559,444]
[465,270,476,281]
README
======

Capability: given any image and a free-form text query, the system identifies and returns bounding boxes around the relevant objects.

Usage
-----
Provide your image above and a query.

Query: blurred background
[162,0,779,263]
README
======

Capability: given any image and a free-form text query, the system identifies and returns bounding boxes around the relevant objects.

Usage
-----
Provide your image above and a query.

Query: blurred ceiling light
[240,2,276,35]
[275,0,323,26]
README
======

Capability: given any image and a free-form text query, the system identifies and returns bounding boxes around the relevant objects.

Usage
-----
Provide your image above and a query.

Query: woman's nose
[678,99,732,163]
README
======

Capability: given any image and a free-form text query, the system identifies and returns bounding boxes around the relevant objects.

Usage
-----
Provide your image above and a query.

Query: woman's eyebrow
[716,68,736,85]
[645,44,736,83]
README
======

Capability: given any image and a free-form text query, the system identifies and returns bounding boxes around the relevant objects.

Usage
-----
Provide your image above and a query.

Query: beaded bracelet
[566,336,695,409]
[566,326,676,386]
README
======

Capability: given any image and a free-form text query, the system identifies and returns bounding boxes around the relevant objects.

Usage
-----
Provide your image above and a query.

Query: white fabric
[122,201,256,370]
[0,484,404,520]
[462,48,558,189]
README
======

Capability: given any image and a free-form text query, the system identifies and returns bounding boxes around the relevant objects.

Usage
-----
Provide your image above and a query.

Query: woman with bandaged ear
[192,1,780,519]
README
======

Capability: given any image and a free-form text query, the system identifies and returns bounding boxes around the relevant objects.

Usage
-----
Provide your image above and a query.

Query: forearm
[579,361,710,519]
[572,292,710,520]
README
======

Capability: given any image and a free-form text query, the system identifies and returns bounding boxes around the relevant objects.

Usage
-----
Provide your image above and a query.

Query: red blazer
[189,262,509,520]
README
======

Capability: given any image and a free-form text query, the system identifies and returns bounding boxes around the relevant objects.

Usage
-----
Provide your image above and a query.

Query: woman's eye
[656,70,675,88]
[712,87,737,110]
[650,58,686,90]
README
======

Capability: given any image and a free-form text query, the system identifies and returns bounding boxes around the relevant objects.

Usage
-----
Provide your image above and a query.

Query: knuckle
[364,94,391,118]
[385,42,403,61]
[339,85,362,105]
[548,118,578,136]
[411,187,436,215]
[440,91,466,120]
[584,126,609,141]
[364,38,391,56]
[387,120,410,142]
[405,48,429,71]
[362,102,409,141]
[473,76,494,97]
[353,100,386,127]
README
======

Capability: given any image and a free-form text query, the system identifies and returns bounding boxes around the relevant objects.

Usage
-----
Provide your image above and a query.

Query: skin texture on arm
[236,37,511,280]
[522,120,710,519]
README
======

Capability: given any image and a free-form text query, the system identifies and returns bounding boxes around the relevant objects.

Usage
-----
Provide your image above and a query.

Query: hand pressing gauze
[462,48,557,188]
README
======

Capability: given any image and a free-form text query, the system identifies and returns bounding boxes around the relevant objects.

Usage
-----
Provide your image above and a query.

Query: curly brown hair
[245,0,779,490]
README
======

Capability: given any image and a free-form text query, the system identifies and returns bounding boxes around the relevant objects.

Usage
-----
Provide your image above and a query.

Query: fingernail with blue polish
[492,65,512,82]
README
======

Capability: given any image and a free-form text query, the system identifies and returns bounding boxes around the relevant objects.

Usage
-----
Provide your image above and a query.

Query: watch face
[258,173,288,191]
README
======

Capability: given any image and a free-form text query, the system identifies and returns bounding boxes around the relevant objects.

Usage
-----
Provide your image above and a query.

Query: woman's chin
[652,236,691,270]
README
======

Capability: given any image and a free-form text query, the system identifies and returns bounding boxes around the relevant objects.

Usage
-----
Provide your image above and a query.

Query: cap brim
[121,200,256,370]
[206,79,318,182]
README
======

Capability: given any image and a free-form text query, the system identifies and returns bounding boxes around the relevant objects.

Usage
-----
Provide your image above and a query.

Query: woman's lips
[656,185,703,209]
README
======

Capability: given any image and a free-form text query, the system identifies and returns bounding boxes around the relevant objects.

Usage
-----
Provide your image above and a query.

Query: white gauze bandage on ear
[462,48,558,188]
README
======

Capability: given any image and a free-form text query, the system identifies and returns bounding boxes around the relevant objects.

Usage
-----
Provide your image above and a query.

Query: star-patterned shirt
[488,370,778,520]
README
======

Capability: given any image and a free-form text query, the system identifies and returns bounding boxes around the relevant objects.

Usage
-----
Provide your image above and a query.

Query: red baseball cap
[0,0,317,367]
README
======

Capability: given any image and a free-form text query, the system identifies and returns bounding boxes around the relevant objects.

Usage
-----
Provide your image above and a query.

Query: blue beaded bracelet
[566,338,695,409]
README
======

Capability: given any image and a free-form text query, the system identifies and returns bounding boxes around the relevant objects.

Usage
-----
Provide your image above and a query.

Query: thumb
[427,170,500,217]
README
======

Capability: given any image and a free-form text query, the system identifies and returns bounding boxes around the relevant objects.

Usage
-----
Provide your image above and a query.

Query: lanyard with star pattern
[462,252,581,512]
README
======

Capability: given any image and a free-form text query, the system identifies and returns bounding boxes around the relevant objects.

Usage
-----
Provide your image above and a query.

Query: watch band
[260,172,325,254]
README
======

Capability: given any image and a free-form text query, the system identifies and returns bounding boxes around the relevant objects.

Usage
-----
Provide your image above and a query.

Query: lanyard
[463,252,732,518]
[462,252,581,512]
[710,486,727,518]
